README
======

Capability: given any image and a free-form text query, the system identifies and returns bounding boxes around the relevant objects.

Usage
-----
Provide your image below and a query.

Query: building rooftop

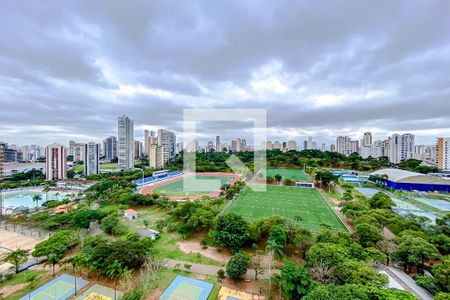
[371,168,450,185]
[124,208,137,215]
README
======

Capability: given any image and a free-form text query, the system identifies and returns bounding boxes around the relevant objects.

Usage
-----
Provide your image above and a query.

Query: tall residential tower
[45,144,67,180]
[118,115,134,170]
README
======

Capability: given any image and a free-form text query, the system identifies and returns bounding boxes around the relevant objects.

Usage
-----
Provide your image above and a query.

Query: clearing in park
[225,185,347,232]
[266,168,310,181]
[159,275,214,300]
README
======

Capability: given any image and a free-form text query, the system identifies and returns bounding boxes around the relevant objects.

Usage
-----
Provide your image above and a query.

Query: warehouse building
[370,168,450,193]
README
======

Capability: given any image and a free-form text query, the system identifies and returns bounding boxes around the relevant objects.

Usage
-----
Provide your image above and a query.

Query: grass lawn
[266,168,310,181]
[225,185,347,232]
[72,163,118,173]
[121,206,224,267]
[153,175,233,197]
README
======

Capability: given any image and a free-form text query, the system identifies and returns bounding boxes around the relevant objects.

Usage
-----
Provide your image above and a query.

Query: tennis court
[225,185,347,232]
[20,274,88,300]
[75,284,122,300]
[159,275,214,300]
[266,168,310,181]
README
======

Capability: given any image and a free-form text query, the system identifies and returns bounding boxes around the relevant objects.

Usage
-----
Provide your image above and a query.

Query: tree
[45,253,61,276]
[105,260,123,300]
[226,252,250,280]
[274,174,282,183]
[305,243,345,284]
[354,223,383,248]
[332,260,388,287]
[433,256,450,292]
[295,228,314,259]
[368,192,394,209]
[187,208,215,231]
[43,183,51,203]
[217,269,225,282]
[315,171,337,187]
[100,214,122,235]
[281,260,314,299]
[141,255,165,292]
[32,194,42,208]
[0,249,29,274]
[214,213,250,253]
[391,235,440,274]
[267,225,287,258]
[250,250,265,281]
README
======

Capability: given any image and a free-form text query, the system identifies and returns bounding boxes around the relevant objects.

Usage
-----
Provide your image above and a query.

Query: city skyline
[1,1,450,146]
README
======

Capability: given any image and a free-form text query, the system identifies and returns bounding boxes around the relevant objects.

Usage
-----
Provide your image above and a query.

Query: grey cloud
[0,0,449,146]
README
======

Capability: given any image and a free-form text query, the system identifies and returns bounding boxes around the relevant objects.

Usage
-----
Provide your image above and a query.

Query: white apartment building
[118,115,134,170]
[388,133,415,163]
[158,129,176,165]
[45,144,67,180]
[273,141,281,150]
[287,140,297,151]
[84,142,99,176]
[336,136,352,155]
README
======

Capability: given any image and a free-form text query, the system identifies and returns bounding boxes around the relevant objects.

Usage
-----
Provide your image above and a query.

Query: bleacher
[134,171,183,186]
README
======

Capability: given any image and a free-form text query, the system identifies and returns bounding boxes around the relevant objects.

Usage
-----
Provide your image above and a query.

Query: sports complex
[139,171,240,200]
[224,185,348,232]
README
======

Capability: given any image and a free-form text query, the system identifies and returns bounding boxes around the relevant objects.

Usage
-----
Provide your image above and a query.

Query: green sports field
[225,185,347,232]
[266,168,310,181]
[153,175,233,197]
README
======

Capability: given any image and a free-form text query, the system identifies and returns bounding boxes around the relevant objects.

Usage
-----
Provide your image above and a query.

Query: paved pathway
[165,259,279,280]
[385,266,433,300]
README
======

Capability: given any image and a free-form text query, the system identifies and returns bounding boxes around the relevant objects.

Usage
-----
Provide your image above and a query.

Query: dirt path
[0,283,27,297]
[177,241,231,263]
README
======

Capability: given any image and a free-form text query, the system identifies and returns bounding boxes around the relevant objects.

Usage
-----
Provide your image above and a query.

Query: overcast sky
[1,0,449,148]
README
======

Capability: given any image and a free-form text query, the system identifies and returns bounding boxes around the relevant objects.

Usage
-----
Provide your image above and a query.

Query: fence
[0,221,51,239]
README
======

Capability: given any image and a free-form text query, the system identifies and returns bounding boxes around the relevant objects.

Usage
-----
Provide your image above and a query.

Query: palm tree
[45,253,61,276]
[105,260,123,300]
[32,194,42,208]
[43,184,51,203]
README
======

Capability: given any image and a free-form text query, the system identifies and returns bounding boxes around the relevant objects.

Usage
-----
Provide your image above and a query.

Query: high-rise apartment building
[73,143,85,162]
[69,140,76,157]
[351,140,359,154]
[287,141,297,151]
[134,140,143,159]
[273,141,281,150]
[330,144,336,152]
[388,133,415,163]
[144,130,150,155]
[158,129,176,165]
[84,142,99,176]
[0,142,5,182]
[215,136,221,152]
[45,144,67,180]
[118,115,134,170]
[437,137,450,170]
[363,132,373,147]
[321,143,326,152]
[336,136,352,155]
[104,136,117,160]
